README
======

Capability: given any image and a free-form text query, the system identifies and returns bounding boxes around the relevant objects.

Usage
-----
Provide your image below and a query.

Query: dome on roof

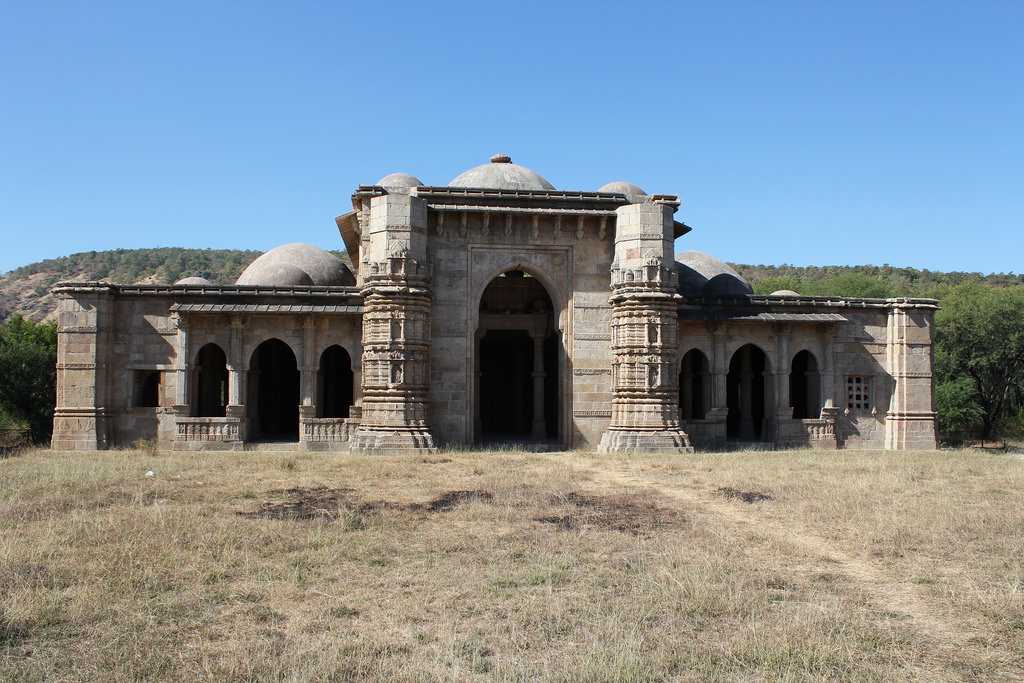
[376,172,422,191]
[236,243,353,287]
[598,181,648,203]
[675,251,753,298]
[770,289,801,297]
[174,276,214,286]
[449,154,555,191]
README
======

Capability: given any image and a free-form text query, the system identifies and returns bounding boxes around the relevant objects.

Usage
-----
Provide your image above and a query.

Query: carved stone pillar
[52,285,114,450]
[531,330,546,439]
[819,329,836,413]
[598,201,692,453]
[350,192,436,453]
[884,302,939,449]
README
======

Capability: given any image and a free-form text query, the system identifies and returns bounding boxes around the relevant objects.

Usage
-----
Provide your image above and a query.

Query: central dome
[449,154,555,191]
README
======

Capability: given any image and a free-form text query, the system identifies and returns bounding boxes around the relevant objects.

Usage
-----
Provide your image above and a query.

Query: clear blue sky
[2,1,1021,274]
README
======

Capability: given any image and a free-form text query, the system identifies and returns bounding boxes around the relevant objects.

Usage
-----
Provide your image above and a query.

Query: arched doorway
[679,349,709,420]
[249,339,299,441]
[194,343,227,417]
[727,344,770,441]
[475,270,560,445]
[790,350,821,419]
[318,345,353,418]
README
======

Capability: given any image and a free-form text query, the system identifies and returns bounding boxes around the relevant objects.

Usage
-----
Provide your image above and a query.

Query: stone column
[350,192,436,453]
[174,313,190,409]
[531,330,547,439]
[598,201,692,453]
[298,316,317,444]
[51,285,114,450]
[225,315,246,437]
[473,329,483,439]
[884,301,939,449]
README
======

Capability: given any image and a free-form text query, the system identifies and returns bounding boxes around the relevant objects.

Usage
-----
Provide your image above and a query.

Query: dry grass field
[1,447,1023,681]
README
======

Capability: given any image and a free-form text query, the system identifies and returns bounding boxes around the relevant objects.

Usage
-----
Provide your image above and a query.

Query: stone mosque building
[51,155,938,452]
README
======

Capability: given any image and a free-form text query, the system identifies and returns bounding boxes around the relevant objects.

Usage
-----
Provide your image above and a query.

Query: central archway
[475,269,560,445]
[248,338,299,441]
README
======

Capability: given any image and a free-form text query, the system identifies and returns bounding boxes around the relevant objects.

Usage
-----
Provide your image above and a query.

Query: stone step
[244,441,301,452]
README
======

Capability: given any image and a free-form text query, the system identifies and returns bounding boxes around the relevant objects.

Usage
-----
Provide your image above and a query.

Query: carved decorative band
[60,326,98,333]
[573,409,612,417]
[57,363,97,370]
[575,334,611,341]
[573,368,611,375]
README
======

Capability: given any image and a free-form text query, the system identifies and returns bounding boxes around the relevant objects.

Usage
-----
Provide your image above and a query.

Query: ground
[2,448,1022,681]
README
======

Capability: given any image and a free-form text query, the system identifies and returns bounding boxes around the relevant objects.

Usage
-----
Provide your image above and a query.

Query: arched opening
[476,269,560,444]
[727,344,769,441]
[318,345,353,418]
[248,339,299,441]
[790,350,821,419]
[679,349,709,420]
[194,343,227,417]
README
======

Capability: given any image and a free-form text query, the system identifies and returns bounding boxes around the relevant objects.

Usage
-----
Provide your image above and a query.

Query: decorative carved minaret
[598,201,693,453]
[350,192,436,452]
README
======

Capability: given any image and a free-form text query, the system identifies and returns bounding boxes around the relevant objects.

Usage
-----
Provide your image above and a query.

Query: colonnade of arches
[679,344,821,441]
[190,339,354,442]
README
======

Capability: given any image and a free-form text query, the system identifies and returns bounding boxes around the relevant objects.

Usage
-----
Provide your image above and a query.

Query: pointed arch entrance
[318,345,354,418]
[194,343,228,417]
[248,338,299,441]
[475,269,561,445]
[727,344,771,441]
[790,350,821,419]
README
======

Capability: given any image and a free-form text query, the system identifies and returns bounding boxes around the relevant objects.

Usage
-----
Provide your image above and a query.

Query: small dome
[236,243,353,287]
[770,289,801,297]
[376,172,422,190]
[598,181,648,203]
[174,276,213,286]
[449,154,555,191]
[675,251,753,297]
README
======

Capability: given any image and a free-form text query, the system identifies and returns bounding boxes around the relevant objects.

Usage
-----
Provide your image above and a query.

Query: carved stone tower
[598,201,693,453]
[349,192,436,452]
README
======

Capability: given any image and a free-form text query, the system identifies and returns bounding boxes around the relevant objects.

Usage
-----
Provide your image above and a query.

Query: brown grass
[1,447,1022,681]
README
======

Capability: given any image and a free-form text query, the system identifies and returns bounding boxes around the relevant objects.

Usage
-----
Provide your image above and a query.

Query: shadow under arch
[318,344,354,418]
[790,349,821,419]
[679,348,710,420]
[193,342,227,417]
[727,343,772,441]
[247,338,299,441]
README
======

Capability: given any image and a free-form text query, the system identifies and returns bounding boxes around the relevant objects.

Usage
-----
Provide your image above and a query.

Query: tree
[0,315,57,443]
[935,284,1024,440]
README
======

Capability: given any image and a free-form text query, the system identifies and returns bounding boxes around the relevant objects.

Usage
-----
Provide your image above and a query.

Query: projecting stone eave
[678,293,940,313]
[335,210,360,269]
[52,281,363,300]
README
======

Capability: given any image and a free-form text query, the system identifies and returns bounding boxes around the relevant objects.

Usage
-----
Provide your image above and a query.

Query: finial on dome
[490,153,512,164]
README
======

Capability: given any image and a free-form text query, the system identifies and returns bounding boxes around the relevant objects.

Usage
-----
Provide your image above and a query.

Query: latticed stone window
[846,375,871,410]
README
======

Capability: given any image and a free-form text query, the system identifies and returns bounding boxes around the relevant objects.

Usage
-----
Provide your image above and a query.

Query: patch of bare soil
[238,486,492,521]
[715,486,773,503]
[416,456,453,464]
[534,491,685,535]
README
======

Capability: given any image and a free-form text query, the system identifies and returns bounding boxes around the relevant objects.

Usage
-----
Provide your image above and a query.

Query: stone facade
[51,156,938,452]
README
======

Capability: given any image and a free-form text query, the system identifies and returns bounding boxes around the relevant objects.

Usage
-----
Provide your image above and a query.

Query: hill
[2,248,1021,323]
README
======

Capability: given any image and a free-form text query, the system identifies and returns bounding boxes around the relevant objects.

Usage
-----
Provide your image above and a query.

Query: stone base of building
[51,408,109,450]
[597,428,694,454]
[885,412,938,450]
[349,427,436,454]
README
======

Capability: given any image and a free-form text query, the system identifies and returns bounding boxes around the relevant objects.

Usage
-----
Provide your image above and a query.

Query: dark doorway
[476,270,559,444]
[727,344,768,440]
[790,350,821,419]
[679,349,709,420]
[318,345,354,418]
[250,339,299,441]
[480,330,534,437]
[194,343,227,417]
